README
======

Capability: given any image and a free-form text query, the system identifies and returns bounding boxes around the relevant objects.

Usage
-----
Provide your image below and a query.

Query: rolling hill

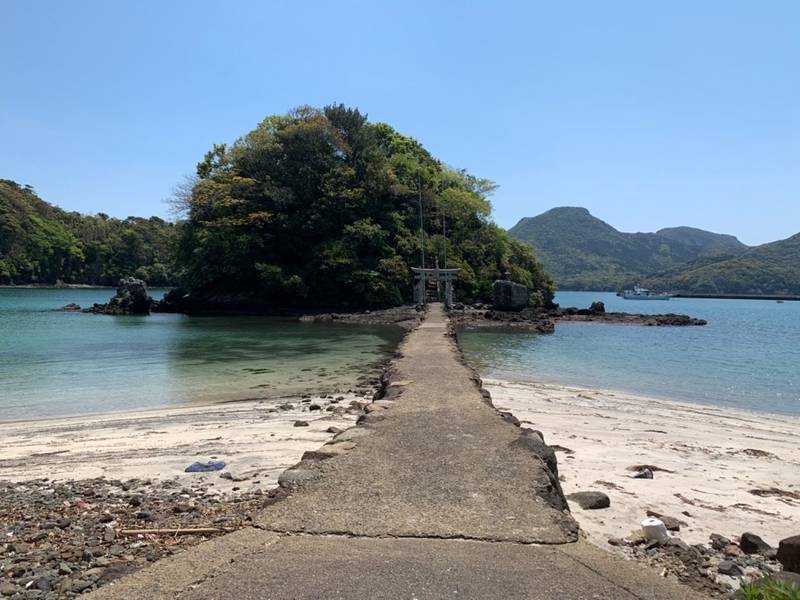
[645,233,800,295]
[0,179,176,286]
[508,207,748,290]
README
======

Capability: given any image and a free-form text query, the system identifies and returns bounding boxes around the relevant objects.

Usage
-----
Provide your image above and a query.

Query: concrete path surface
[90,304,707,599]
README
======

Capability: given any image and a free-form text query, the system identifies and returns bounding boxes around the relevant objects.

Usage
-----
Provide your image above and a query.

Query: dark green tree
[173,105,553,308]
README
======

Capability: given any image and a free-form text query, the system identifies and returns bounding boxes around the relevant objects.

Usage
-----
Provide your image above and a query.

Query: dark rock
[293,420,309,427]
[740,532,773,555]
[717,560,743,576]
[87,277,154,315]
[777,535,800,573]
[709,533,731,551]
[632,468,654,479]
[308,404,322,411]
[492,280,529,311]
[589,301,606,314]
[153,287,189,313]
[32,577,51,592]
[134,510,153,521]
[567,491,611,510]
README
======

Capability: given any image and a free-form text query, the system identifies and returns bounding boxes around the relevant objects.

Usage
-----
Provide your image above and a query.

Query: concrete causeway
[91,303,707,599]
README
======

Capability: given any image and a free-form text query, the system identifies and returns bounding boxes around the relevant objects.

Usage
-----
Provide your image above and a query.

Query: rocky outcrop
[778,535,800,573]
[556,309,707,326]
[492,280,529,311]
[86,278,154,315]
[589,301,605,314]
[449,302,706,331]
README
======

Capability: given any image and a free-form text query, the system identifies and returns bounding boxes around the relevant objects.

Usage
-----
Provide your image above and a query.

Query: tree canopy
[0,180,176,286]
[174,104,552,308]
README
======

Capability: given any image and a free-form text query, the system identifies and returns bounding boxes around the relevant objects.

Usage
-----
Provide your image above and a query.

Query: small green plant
[738,578,800,600]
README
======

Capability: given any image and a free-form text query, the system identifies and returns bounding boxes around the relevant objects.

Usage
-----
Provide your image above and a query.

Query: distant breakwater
[673,293,800,301]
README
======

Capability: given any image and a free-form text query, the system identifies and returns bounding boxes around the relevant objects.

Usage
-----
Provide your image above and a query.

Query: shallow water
[459,291,800,415]
[0,288,401,420]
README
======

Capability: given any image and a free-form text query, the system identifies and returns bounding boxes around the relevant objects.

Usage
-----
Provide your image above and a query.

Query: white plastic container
[641,517,670,545]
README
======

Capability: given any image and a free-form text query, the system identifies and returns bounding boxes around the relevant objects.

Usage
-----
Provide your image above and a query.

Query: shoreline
[485,377,800,550]
[0,391,373,596]
[487,368,800,420]
[0,392,369,486]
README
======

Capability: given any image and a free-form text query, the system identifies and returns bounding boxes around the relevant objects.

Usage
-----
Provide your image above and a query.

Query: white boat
[622,286,671,300]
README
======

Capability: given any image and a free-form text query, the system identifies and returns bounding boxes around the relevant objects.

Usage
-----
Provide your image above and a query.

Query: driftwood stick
[118,527,234,536]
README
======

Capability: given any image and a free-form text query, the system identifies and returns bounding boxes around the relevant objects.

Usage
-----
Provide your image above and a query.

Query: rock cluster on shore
[449,298,707,331]
[604,524,800,597]
[0,477,275,598]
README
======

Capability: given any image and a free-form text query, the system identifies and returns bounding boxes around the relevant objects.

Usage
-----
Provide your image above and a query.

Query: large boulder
[777,535,800,573]
[740,532,773,555]
[492,280,529,311]
[88,278,154,315]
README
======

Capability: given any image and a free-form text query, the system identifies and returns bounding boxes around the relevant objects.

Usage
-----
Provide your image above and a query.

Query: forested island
[1,105,553,308]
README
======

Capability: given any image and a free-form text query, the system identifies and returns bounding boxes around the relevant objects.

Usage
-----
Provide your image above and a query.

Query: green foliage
[739,578,800,600]
[645,233,800,295]
[174,104,552,308]
[0,180,177,285]
[508,207,750,291]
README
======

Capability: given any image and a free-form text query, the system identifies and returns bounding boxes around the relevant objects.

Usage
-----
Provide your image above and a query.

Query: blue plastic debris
[184,461,226,473]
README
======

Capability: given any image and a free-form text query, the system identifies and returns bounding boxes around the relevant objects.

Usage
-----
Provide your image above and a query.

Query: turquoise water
[459,291,800,416]
[0,289,401,421]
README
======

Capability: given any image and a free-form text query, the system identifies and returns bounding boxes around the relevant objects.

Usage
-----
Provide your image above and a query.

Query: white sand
[487,378,800,549]
[0,394,364,493]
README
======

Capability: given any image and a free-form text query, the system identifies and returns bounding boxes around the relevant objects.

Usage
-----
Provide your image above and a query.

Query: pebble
[718,560,744,576]
[0,476,271,597]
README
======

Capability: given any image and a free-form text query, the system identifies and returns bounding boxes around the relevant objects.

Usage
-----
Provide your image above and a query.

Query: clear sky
[2,1,798,246]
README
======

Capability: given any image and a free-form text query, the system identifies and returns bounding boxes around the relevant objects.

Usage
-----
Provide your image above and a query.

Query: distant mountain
[508,207,749,291]
[645,233,800,295]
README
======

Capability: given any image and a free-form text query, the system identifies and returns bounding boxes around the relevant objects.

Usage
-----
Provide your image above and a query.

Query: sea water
[459,291,800,416]
[0,288,401,420]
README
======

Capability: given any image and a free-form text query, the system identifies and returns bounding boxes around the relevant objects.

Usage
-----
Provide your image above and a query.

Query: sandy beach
[0,393,367,491]
[486,378,800,550]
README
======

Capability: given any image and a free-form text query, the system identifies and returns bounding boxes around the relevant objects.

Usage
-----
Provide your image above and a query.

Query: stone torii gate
[411,267,460,307]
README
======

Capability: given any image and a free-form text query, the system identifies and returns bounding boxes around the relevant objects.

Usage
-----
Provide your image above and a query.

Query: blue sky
[2,1,798,246]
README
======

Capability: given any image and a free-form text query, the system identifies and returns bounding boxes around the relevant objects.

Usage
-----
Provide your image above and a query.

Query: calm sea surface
[459,291,800,416]
[0,288,401,421]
